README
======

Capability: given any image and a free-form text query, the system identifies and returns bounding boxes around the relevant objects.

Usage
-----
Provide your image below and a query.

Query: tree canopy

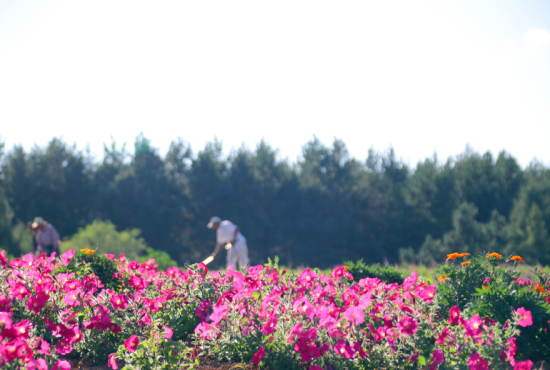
[0,135,548,268]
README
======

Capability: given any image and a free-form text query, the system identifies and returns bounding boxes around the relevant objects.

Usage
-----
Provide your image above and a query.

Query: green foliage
[2,135,550,269]
[55,250,121,291]
[343,259,404,284]
[61,220,147,261]
[138,248,179,271]
[413,203,507,265]
[11,220,33,255]
[435,253,550,362]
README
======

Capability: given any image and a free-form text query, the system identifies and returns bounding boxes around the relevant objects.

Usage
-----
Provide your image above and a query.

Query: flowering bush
[343,259,404,285]
[0,248,541,369]
[436,252,550,362]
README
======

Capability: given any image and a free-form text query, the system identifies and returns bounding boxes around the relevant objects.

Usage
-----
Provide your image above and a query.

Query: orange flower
[486,252,502,260]
[509,256,524,263]
[343,266,350,270]
[438,274,447,283]
[461,261,472,266]
[446,253,460,261]
[535,286,545,294]
[80,248,95,255]
[456,253,471,258]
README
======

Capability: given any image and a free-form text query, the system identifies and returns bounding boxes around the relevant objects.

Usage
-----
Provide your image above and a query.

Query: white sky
[1,0,549,168]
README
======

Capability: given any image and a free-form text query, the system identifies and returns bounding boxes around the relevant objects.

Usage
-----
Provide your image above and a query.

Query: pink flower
[430,349,444,366]
[464,314,483,337]
[344,306,365,325]
[108,353,119,369]
[138,312,152,326]
[419,285,437,303]
[27,294,49,314]
[194,322,217,339]
[334,340,356,359]
[52,360,72,370]
[124,335,139,353]
[10,283,30,300]
[516,307,533,327]
[209,303,229,325]
[263,314,278,335]
[55,338,73,355]
[468,353,488,370]
[398,316,418,335]
[162,326,173,339]
[436,327,450,345]
[12,320,32,339]
[110,294,129,310]
[409,350,419,361]
[330,266,353,281]
[448,305,461,324]
[0,339,26,362]
[298,269,317,287]
[309,366,324,370]
[253,346,265,365]
[26,358,48,370]
[61,250,75,266]
[514,360,533,370]
[353,342,366,358]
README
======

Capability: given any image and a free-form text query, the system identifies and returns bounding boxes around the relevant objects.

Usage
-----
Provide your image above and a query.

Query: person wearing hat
[207,216,249,271]
[29,217,61,257]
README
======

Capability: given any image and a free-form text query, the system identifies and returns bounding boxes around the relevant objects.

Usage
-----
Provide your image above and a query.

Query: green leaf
[418,355,426,365]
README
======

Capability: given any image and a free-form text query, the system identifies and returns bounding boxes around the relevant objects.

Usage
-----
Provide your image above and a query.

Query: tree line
[0,135,548,268]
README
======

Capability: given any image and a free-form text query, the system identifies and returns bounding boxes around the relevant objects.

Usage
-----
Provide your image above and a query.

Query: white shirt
[216,220,246,245]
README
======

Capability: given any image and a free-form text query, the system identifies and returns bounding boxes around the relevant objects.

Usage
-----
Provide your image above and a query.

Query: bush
[61,219,147,261]
[343,258,404,284]
[54,249,121,292]
[436,252,550,362]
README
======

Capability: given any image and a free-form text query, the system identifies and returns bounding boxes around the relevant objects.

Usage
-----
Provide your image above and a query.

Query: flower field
[0,249,548,370]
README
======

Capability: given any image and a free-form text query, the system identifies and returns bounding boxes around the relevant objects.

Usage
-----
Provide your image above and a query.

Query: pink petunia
[263,314,278,335]
[110,294,129,310]
[108,353,119,369]
[516,307,533,327]
[52,360,72,370]
[27,294,49,314]
[468,353,488,370]
[344,306,365,326]
[162,326,173,339]
[194,322,217,339]
[334,340,356,359]
[124,335,139,353]
[464,314,483,337]
[26,358,48,370]
[0,312,12,329]
[419,285,437,303]
[448,305,461,324]
[514,360,533,370]
[430,349,444,366]
[61,250,75,266]
[398,316,418,335]
[253,346,265,365]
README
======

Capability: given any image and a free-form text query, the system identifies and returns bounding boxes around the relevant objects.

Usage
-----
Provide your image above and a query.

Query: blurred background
[1,1,549,269]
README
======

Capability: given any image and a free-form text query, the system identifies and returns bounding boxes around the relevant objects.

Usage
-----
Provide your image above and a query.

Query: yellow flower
[461,261,472,266]
[438,274,447,283]
[80,248,89,253]
[486,252,502,260]
[85,250,95,255]
[509,255,524,263]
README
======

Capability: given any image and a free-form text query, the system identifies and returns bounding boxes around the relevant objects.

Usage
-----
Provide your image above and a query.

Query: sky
[0,0,549,168]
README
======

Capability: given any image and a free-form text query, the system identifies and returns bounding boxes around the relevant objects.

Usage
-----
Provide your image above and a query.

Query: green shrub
[55,249,122,291]
[435,252,550,362]
[61,219,147,261]
[343,259,404,284]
